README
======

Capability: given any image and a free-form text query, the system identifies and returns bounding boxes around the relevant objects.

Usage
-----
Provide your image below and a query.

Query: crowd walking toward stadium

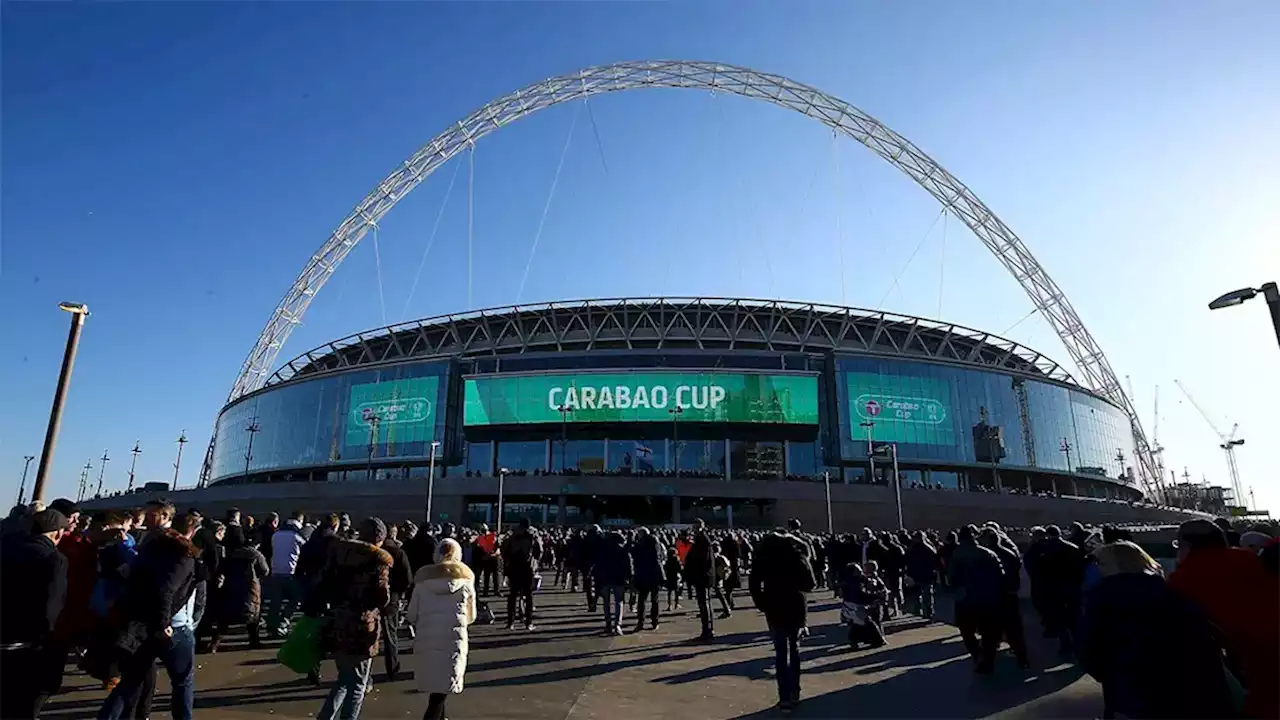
[2,497,1277,719]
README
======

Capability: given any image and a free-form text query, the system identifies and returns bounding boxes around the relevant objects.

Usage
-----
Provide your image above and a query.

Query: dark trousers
[634,585,660,627]
[422,692,448,720]
[997,594,1029,664]
[955,602,1001,672]
[99,626,196,720]
[694,585,715,636]
[382,598,401,677]
[0,643,65,719]
[212,615,262,651]
[507,577,535,626]
[583,573,597,611]
[771,627,802,704]
[480,562,499,596]
[714,585,733,614]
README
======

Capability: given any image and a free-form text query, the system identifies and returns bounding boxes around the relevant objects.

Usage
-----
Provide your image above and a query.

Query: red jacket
[55,531,100,640]
[1170,547,1280,718]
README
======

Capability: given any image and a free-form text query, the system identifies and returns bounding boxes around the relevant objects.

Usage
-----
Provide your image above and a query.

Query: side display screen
[346,376,440,446]
[464,372,820,426]
[846,371,954,445]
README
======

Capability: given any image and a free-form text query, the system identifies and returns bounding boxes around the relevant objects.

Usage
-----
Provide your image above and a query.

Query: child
[663,546,683,611]
[712,542,733,617]
[840,562,887,650]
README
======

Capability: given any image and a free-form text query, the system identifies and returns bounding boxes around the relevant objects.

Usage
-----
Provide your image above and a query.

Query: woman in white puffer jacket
[405,538,477,720]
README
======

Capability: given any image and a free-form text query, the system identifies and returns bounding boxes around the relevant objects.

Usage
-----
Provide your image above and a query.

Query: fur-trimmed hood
[413,560,474,595]
[328,538,393,569]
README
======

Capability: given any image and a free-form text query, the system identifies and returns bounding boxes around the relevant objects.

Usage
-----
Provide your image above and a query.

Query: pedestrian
[593,531,633,635]
[208,531,269,653]
[1079,540,1238,719]
[979,527,1030,669]
[98,511,206,720]
[1169,519,1279,719]
[500,518,542,632]
[0,508,71,719]
[749,520,815,714]
[948,525,1005,674]
[663,546,683,611]
[265,510,307,637]
[406,538,477,720]
[904,531,938,619]
[311,517,394,720]
[1029,524,1086,656]
[471,524,499,596]
[380,523,414,681]
[711,542,734,617]
[684,519,717,641]
[629,527,665,631]
[839,562,887,650]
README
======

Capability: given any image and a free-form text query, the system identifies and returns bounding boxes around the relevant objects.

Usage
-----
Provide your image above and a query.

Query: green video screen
[846,371,954,445]
[464,372,819,426]
[346,376,440,446]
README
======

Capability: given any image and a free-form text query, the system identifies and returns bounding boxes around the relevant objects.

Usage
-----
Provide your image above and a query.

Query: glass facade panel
[496,441,547,474]
[551,440,606,474]
[930,470,960,489]
[447,441,492,477]
[606,440,665,474]
[674,440,725,478]
[730,440,783,480]
[787,441,819,480]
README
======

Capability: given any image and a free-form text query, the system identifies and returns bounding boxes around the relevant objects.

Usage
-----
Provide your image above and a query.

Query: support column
[671,496,680,523]
[993,467,1002,491]
[727,504,734,529]
[557,494,567,527]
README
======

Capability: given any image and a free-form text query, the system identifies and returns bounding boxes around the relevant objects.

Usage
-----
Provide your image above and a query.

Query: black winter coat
[904,541,939,585]
[0,533,67,646]
[216,545,269,622]
[630,535,665,588]
[684,531,716,588]
[123,531,201,634]
[382,538,414,598]
[749,532,813,630]
[593,535,633,588]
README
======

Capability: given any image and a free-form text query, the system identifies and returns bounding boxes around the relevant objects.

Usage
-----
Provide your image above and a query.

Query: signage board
[346,376,440,446]
[846,371,955,445]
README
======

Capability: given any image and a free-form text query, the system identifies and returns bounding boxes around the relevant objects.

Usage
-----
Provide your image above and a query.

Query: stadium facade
[147,298,1200,531]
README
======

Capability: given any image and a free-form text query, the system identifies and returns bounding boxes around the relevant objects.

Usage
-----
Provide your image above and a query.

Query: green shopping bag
[277,615,325,674]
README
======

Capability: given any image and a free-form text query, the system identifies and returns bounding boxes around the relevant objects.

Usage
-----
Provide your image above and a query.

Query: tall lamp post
[425,440,441,523]
[872,442,903,529]
[78,460,92,502]
[859,420,876,483]
[94,449,110,498]
[496,467,509,535]
[32,302,90,504]
[173,431,188,490]
[557,404,573,473]
[1208,282,1280,350]
[364,414,381,482]
[244,416,262,481]
[17,455,35,506]
[127,441,142,493]
[822,470,834,535]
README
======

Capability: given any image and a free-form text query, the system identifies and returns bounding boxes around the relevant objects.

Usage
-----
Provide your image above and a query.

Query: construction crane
[1174,379,1245,507]
[1150,384,1168,502]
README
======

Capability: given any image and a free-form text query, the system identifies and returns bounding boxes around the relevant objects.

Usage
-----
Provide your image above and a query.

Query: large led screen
[846,371,955,445]
[464,372,819,426]
[346,376,440,446]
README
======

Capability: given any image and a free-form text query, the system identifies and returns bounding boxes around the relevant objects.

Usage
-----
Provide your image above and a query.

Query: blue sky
[3,2,1277,510]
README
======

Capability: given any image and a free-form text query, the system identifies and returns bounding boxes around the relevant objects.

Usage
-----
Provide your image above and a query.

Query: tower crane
[1174,379,1245,507]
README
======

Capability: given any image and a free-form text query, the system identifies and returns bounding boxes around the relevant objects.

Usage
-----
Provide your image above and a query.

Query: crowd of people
[2,496,1277,719]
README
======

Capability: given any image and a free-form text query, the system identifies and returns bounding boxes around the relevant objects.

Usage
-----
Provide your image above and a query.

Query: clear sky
[3,2,1277,511]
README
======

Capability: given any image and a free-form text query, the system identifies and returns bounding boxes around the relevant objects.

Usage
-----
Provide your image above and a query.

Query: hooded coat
[314,539,393,658]
[406,560,476,695]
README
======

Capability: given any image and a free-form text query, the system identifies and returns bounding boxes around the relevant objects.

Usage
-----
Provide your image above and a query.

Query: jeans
[381,595,401,677]
[316,655,372,720]
[422,692,448,720]
[583,573,597,611]
[601,585,625,629]
[98,626,196,720]
[694,585,715,636]
[771,627,802,704]
[909,583,936,618]
[507,576,535,627]
[634,585,660,627]
[264,574,304,635]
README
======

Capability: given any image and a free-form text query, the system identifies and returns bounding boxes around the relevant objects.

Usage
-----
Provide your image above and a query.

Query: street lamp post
[1208,281,1280,350]
[496,467,509,535]
[1060,438,1073,473]
[426,441,441,523]
[94,449,110,499]
[32,302,90,504]
[365,415,381,482]
[859,420,876,483]
[871,442,903,529]
[557,404,573,473]
[127,441,142,493]
[78,460,92,503]
[173,431,188,490]
[669,406,684,477]
[17,456,35,506]
[822,470,834,535]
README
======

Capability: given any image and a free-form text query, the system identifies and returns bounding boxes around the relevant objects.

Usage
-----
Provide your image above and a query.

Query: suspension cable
[400,158,464,321]
[516,101,582,303]
[875,207,945,310]
[937,210,948,319]
[833,130,846,306]
[1000,307,1039,336]
[371,223,387,326]
[467,144,475,310]
[583,96,610,177]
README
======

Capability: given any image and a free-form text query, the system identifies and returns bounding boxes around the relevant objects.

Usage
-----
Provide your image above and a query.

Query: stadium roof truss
[206,60,1159,495]
[265,298,1075,387]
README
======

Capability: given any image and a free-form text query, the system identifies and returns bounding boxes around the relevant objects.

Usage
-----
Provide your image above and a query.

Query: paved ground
[44,588,1102,719]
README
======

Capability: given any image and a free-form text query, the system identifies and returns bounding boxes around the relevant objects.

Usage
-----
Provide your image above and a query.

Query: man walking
[630,527,665,632]
[684,519,717,641]
[0,508,70,718]
[265,511,307,637]
[500,519,542,631]
[750,519,814,713]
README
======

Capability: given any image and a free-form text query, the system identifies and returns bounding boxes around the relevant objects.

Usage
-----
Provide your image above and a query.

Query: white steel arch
[210,60,1158,493]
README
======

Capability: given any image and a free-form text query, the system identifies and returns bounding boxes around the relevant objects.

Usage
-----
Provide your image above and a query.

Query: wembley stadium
[106,297,1200,530]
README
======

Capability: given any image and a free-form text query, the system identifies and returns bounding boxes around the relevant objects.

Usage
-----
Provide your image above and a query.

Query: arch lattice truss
[210,60,1158,494]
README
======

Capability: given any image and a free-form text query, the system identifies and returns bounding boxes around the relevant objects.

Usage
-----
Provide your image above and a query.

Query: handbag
[277,615,326,674]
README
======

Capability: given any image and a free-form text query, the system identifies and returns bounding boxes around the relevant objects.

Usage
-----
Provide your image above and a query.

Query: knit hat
[48,498,78,518]
[31,509,70,535]
[359,517,387,545]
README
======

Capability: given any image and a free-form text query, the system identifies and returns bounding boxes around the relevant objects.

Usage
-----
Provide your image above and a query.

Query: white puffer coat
[405,560,477,695]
